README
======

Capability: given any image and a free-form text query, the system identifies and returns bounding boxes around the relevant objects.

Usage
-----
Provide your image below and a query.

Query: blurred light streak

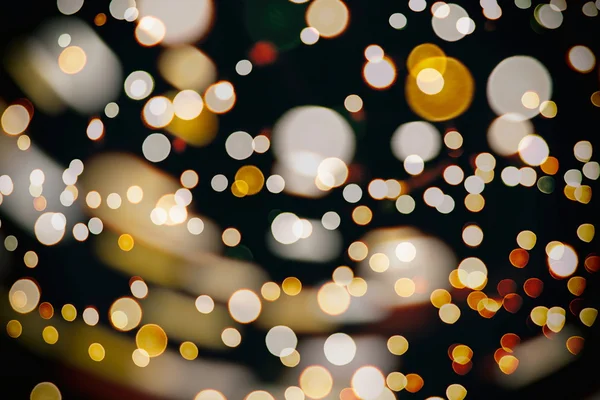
[6,18,122,114]
[494,327,579,388]
[0,293,257,399]
[0,134,83,237]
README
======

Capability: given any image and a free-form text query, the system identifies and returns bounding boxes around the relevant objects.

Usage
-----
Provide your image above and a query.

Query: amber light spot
[95,13,107,26]
[405,374,424,393]
[503,293,523,313]
[497,279,517,297]
[523,278,544,298]
[452,360,472,375]
[39,302,54,319]
[500,333,520,351]
[498,355,519,374]
[509,248,529,268]
[566,336,584,355]
[584,255,600,273]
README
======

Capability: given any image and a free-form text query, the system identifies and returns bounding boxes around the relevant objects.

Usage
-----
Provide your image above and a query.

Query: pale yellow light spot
[394,278,416,297]
[299,365,333,399]
[439,303,461,324]
[387,335,409,355]
[58,46,87,74]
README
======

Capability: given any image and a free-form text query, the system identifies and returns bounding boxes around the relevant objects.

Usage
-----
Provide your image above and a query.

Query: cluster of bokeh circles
[1,0,599,399]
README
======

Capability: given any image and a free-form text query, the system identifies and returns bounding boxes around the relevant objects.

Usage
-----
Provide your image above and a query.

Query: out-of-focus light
[567,46,596,73]
[306,0,349,38]
[389,13,407,29]
[363,58,397,89]
[236,59,253,76]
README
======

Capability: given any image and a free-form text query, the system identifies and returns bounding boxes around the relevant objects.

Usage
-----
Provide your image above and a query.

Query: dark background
[1,0,599,399]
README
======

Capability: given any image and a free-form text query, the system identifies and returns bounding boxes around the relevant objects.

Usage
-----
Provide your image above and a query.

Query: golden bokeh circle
[407,43,447,77]
[136,324,168,357]
[405,57,474,122]
[235,166,265,196]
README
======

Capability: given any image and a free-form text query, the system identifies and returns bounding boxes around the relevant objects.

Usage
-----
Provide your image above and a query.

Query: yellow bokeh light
[332,266,354,286]
[180,341,199,360]
[407,43,447,77]
[439,303,461,324]
[530,306,548,326]
[58,46,87,74]
[386,372,408,391]
[281,349,301,367]
[446,384,467,400]
[457,257,488,289]
[517,230,537,250]
[30,382,61,400]
[132,348,150,367]
[282,277,302,296]
[222,227,241,247]
[567,276,586,296]
[546,306,566,333]
[61,304,77,322]
[394,278,416,297]
[416,68,445,95]
[110,297,142,332]
[317,282,351,315]
[348,277,368,297]
[118,234,135,251]
[231,180,250,198]
[369,253,390,272]
[577,223,595,243]
[42,326,59,344]
[136,324,168,357]
[580,308,598,327]
[245,391,275,400]
[452,345,473,365]
[352,205,373,225]
[406,57,474,121]
[135,16,166,46]
[430,289,452,308]
[126,186,144,204]
[540,100,557,118]
[235,165,265,195]
[299,365,333,399]
[498,355,519,374]
[387,335,409,356]
[261,282,281,301]
[284,386,304,400]
[1,104,30,135]
[444,130,463,150]
[521,91,540,109]
[9,278,40,314]
[348,241,368,261]
[173,90,204,120]
[88,343,106,362]
[464,193,485,212]
[195,390,226,400]
[205,81,236,114]
[6,320,22,338]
